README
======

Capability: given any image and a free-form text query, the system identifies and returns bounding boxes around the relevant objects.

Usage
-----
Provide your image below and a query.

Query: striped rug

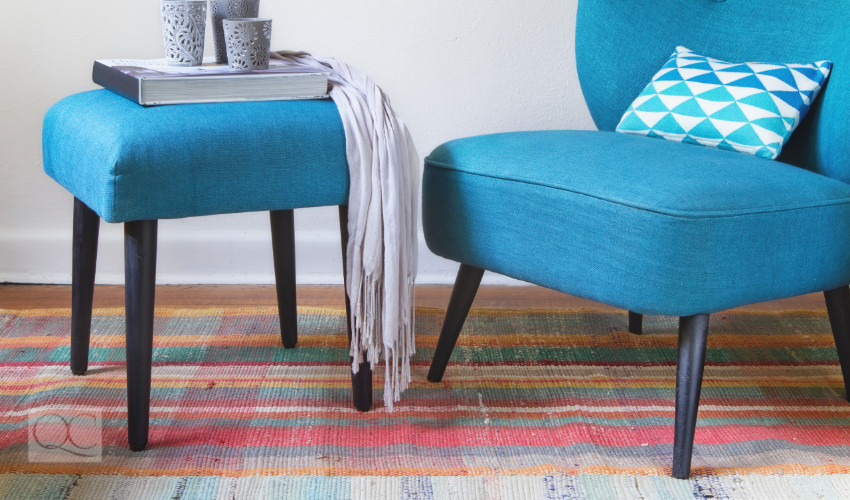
[1,306,850,499]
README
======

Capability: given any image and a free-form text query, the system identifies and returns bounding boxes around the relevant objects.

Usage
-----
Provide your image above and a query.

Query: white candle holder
[160,0,207,66]
[223,18,272,70]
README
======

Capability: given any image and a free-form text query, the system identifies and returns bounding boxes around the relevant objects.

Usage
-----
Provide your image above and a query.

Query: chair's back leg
[673,313,710,479]
[628,311,643,335]
[339,205,372,411]
[124,219,158,451]
[824,286,850,402]
[71,198,100,376]
[270,209,297,348]
[427,264,485,383]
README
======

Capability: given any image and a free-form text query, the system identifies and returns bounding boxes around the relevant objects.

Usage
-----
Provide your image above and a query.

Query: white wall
[0,0,594,285]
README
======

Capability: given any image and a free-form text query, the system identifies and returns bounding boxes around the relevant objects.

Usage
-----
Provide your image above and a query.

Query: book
[93,57,329,106]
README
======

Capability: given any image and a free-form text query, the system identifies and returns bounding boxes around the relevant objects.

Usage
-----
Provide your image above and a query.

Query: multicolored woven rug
[2,305,850,499]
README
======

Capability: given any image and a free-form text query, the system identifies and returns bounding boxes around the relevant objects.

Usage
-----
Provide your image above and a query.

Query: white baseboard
[0,229,524,286]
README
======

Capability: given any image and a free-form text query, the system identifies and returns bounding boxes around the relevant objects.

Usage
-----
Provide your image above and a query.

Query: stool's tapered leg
[672,313,709,479]
[124,219,157,452]
[270,209,297,348]
[339,205,372,411]
[824,286,850,401]
[628,311,643,335]
[427,264,485,383]
[71,198,100,376]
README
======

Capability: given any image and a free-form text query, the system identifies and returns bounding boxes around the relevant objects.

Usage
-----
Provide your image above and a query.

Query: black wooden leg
[71,198,100,376]
[628,311,643,335]
[824,286,850,402]
[270,209,297,348]
[427,264,485,383]
[339,205,372,411]
[124,220,157,452]
[673,313,709,479]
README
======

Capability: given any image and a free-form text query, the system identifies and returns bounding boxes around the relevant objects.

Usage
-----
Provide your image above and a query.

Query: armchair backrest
[575,0,850,182]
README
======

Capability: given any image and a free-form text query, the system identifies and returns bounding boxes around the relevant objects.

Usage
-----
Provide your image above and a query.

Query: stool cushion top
[43,90,349,223]
[422,130,850,315]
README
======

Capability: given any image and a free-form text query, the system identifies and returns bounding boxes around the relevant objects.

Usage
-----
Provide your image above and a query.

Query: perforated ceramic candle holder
[210,0,260,64]
[160,0,207,66]
[222,18,272,70]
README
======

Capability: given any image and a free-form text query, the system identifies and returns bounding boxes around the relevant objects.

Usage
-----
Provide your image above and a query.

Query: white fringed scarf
[272,51,419,409]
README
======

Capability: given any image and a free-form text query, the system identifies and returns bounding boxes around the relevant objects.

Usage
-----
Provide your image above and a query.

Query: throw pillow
[615,46,831,159]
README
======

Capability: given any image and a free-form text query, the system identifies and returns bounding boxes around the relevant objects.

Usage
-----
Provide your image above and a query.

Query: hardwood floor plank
[0,283,828,312]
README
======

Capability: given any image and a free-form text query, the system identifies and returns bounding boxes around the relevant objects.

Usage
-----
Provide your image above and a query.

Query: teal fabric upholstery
[43,90,349,223]
[423,131,850,315]
[575,0,850,183]
[423,0,850,314]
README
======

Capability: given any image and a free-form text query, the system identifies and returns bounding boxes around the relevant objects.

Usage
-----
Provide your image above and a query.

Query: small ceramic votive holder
[210,0,261,64]
[161,0,207,66]
[222,18,272,70]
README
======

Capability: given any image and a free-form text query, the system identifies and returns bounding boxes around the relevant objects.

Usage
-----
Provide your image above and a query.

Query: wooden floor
[0,284,828,312]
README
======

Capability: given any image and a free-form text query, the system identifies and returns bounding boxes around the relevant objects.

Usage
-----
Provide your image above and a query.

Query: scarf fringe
[350,274,416,410]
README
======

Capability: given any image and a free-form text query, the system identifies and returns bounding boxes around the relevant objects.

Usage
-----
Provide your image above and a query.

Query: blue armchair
[422,0,850,478]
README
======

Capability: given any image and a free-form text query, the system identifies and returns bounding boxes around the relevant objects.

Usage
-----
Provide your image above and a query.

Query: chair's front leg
[270,209,297,348]
[339,205,372,411]
[71,198,100,376]
[427,264,485,383]
[124,219,157,451]
[673,313,709,479]
[628,311,643,335]
[824,286,850,401]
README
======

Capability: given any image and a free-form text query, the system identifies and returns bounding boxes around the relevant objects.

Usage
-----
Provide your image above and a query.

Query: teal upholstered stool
[422,0,850,479]
[43,89,372,451]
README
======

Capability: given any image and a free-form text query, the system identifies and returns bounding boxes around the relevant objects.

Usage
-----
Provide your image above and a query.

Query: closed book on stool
[93,57,329,106]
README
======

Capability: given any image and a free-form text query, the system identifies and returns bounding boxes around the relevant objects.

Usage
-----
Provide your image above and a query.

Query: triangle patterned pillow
[615,46,831,160]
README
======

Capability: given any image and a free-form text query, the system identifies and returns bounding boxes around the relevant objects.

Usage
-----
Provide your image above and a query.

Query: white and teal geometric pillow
[616,46,831,160]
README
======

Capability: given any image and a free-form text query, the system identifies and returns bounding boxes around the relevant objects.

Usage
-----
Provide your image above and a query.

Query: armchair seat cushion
[43,90,349,223]
[423,130,850,315]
